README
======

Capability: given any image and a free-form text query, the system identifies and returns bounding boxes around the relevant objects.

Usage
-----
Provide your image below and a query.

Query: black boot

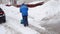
[24,24,29,27]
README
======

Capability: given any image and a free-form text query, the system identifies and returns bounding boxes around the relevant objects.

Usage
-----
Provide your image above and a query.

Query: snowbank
[28,0,60,21]
[28,1,43,4]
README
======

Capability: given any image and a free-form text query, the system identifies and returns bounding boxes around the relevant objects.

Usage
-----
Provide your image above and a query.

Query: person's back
[20,4,28,16]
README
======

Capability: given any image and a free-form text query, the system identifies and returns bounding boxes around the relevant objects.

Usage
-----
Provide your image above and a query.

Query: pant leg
[23,16,28,26]
[25,16,28,26]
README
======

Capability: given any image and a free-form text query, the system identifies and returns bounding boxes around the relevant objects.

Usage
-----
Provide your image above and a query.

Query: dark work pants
[22,16,28,26]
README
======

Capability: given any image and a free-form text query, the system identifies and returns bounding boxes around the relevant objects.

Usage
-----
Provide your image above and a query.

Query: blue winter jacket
[20,4,28,16]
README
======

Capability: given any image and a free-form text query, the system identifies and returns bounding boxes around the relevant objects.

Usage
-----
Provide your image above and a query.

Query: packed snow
[0,0,60,34]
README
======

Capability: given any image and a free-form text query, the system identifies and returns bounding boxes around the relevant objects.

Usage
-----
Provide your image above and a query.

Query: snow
[0,5,40,34]
[5,16,39,34]
[40,12,60,34]
[0,0,60,34]
[28,1,43,4]
[28,6,47,21]
[0,4,43,34]
[28,0,60,21]
[0,25,6,34]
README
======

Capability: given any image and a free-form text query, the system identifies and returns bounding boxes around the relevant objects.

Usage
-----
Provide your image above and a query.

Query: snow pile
[40,12,60,34]
[42,0,60,16]
[28,6,46,21]
[28,0,60,21]
[28,1,43,4]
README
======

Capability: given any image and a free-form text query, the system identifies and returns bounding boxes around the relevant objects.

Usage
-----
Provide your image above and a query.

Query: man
[20,3,28,27]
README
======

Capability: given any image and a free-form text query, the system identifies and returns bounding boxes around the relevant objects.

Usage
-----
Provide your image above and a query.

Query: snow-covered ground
[40,12,60,34]
[0,5,40,34]
[0,0,60,34]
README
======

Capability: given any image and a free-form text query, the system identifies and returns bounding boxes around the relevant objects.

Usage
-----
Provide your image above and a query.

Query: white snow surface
[0,0,60,34]
[28,0,60,21]
[0,5,40,34]
[0,25,6,34]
